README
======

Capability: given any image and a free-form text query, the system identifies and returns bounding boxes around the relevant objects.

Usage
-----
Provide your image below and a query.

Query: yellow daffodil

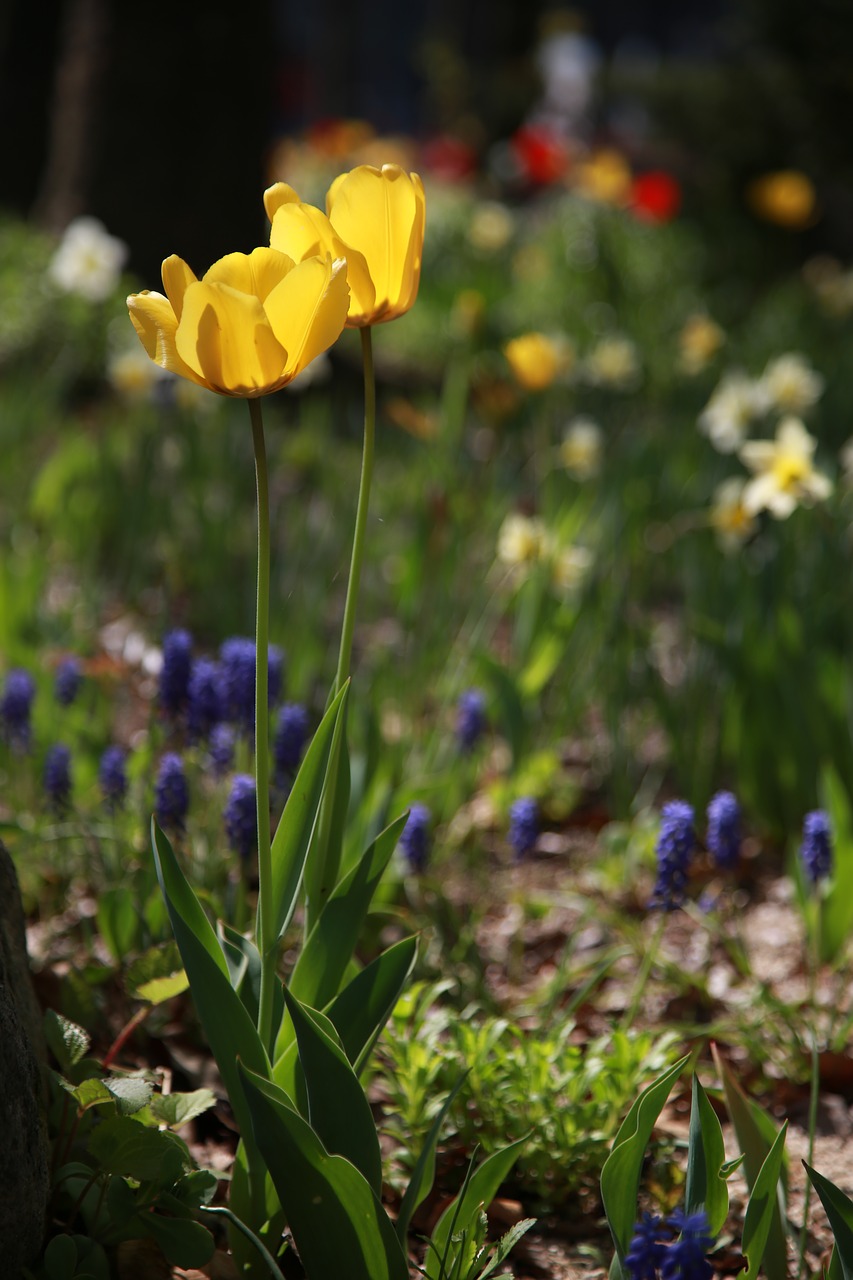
[709,477,757,552]
[574,149,633,206]
[740,416,833,519]
[747,170,817,230]
[127,247,349,397]
[504,332,574,391]
[678,314,724,375]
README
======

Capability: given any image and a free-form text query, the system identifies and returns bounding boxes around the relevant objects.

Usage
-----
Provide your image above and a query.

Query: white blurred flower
[740,416,833,519]
[549,542,593,592]
[839,437,853,485]
[48,216,128,302]
[107,346,168,400]
[584,335,640,389]
[559,416,602,479]
[709,477,757,552]
[758,352,824,416]
[497,513,548,569]
[699,373,769,454]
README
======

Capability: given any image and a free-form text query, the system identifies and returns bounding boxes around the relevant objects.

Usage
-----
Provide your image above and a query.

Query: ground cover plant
[3,120,853,1280]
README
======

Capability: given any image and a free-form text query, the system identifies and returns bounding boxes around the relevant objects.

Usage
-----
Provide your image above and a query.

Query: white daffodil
[740,416,833,519]
[497,513,548,569]
[49,216,128,302]
[560,417,602,479]
[758,352,824,416]
[699,372,769,454]
[709,477,758,552]
[584,335,640,389]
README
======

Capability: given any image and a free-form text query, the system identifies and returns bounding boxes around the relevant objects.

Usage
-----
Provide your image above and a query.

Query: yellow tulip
[747,170,817,230]
[127,246,349,397]
[504,332,573,391]
[326,164,426,327]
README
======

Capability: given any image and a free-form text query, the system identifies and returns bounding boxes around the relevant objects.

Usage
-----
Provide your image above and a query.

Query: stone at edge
[0,841,48,1276]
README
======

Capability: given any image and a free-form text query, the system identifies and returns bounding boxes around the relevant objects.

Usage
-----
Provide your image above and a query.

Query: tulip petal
[161,256,198,321]
[327,164,421,324]
[204,248,293,304]
[175,281,286,396]
[263,256,349,379]
[127,290,208,386]
[269,200,342,264]
[264,181,302,223]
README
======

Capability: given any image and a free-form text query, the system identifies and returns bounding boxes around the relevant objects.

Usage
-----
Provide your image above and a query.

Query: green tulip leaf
[396,1073,467,1244]
[326,935,418,1074]
[151,818,270,1154]
[600,1054,690,1274]
[685,1075,729,1236]
[238,1061,409,1280]
[270,683,349,941]
[738,1122,789,1280]
[804,1163,853,1280]
[282,987,382,1194]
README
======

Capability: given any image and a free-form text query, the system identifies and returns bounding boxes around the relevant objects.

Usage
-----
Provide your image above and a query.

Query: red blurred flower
[631,171,681,223]
[421,134,478,182]
[511,125,570,186]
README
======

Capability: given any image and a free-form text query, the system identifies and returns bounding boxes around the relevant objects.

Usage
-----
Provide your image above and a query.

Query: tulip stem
[248,396,275,1053]
[335,325,375,696]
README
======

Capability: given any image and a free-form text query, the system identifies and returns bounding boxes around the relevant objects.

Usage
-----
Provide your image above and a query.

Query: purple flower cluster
[705,790,740,869]
[509,796,539,860]
[626,1209,714,1280]
[1,668,36,750]
[801,809,832,886]
[159,629,193,718]
[224,774,258,860]
[155,752,189,831]
[456,688,487,753]
[400,804,431,873]
[55,657,83,707]
[44,743,72,813]
[274,703,310,777]
[651,801,695,911]
[187,657,223,741]
[99,745,128,810]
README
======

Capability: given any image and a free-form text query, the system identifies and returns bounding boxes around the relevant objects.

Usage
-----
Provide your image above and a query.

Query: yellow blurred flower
[504,332,574,391]
[584,335,639,389]
[548,542,593,592]
[468,201,515,253]
[758,352,824,415]
[107,346,167,400]
[497,513,548,568]
[709,477,757,552]
[451,289,486,339]
[327,164,425,326]
[740,416,833,518]
[127,247,348,398]
[747,170,817,230]
[678,314,725,375]
[803,256,853,317]
[574,149,632,206]
[559,417,602,479]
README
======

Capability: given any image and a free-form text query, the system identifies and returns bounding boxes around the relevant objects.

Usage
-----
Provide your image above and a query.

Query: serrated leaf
[135,972,189,1004]
[126,941,187,1005]
[238,1062,409,1280]
[88,1115,187,1185]
[104,1076,155,1115]
[65,1077,114,1111]
[45,1010,90,1071]
[148,1088,217,1129]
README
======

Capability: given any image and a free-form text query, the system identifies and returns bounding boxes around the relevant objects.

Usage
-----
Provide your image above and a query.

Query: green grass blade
[396,1073,468,1244]
[238,1062,409,1280]
[425,1137,528,1280]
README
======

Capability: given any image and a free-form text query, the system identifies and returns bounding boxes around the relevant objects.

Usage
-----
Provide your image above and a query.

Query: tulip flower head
[128,244,349,397]
[266,163,425,328]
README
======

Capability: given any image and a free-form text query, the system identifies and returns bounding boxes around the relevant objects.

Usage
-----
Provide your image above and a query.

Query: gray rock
[0,841,48,1277]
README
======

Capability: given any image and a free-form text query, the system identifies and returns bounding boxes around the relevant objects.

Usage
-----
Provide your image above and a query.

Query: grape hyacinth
[625,1213,668,1280]
[456,688,487,753]
[99,745,128,810]
[626,1209,715,1280]
[44,744,72,812]
[650,800,695,910]
[399,803,431,873]
[159,629,193,719]
[509,796,539,860]
[1,668,36,750]
[187,657,223,741]
[801,809,833,887]
[274,703,310,777]
[706,790,741,869]
[209,723,236,776]
[224,774,258,861]
[54,656,82,707]
[219,637,256,733]
[155,752,189,831]
[267,645,285,706]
